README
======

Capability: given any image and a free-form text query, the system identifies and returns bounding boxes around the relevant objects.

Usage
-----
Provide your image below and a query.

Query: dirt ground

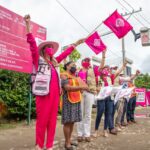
[0,107,150,150]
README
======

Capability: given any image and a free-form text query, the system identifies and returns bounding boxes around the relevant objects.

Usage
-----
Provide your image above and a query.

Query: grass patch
[0,123,16,130]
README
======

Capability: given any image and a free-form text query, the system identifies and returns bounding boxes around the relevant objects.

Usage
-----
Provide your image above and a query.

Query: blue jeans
[95,97,114,130]
[95,100,105,130]
[105,96,114,130]
[127,96,136,122]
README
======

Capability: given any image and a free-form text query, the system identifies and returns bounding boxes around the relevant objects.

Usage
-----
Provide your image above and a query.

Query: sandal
[92,131,99,138]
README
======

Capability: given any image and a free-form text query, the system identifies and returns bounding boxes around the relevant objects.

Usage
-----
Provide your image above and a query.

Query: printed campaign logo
[94,39,101,47]
[85,31,106,54]
[116,18,125,27]
[103,10,133,39]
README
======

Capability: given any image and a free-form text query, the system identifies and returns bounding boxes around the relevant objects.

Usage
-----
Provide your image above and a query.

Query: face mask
[70,66,77,74]
[45,47,55,57]
[102,68,109,76]
[82,61,90,68]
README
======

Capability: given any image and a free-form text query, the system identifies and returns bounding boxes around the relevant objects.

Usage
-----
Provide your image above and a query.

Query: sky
[0,0,150,73]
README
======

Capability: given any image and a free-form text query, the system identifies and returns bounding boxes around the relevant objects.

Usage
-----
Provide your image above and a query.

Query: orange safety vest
[61,72,82,104]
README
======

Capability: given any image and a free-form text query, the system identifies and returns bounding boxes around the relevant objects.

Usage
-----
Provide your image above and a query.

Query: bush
[0,70,35,120]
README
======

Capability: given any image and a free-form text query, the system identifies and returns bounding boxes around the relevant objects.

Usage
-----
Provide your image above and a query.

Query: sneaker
[47,148,52,150]
[85,137,91,142]
[35,145,42,150]
[110,128,117,135]
[116,126,122,132]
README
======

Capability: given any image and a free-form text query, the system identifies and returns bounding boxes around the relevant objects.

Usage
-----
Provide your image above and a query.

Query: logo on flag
[85,32,106,54]
[116,18,125,27]
[94,39,101,47]
[103,10,133,39]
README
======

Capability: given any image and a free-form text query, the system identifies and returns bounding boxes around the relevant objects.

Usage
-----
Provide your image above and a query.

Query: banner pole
[27,75,32,125]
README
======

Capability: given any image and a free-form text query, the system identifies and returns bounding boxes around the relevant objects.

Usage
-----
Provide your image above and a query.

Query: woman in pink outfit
[24,15,84,150]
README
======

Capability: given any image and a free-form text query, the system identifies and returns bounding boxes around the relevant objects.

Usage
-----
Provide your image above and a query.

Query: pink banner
[85,31,106,54]
[0,5,46,73]
[146,91,150,105]
[103,10,133,39]
[135,88,146,107]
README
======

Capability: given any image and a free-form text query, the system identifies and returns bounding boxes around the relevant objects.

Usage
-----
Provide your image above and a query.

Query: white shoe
[116,127,122,132]
[35,145,42,150]
[47,148,53,150]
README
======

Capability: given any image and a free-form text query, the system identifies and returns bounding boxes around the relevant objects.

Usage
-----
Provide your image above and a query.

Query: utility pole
[120,8,142,75]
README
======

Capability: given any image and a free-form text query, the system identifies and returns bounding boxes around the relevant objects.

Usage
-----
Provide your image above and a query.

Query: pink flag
[85,31,106,54]
[103,10,133,39]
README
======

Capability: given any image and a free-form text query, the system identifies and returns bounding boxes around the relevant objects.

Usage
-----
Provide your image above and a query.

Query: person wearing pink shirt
[77,50,106,142]
[94,61,127,137]
[24,15,84,150]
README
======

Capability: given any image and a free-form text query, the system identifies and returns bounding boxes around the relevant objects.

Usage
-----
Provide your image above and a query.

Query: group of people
[24,15,140,150]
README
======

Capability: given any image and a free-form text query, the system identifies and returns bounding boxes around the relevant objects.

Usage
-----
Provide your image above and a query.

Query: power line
[55,0,139,61]
[55,0,123,60]
[55,0,90,33]
[121,0,150,26]
[115,0,145,26]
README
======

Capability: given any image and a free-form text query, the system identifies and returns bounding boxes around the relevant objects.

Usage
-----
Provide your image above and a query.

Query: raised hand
[73,38,85,47]
[136,70,140,75]
[24,14,31,33]
[24,14,31,23]
[124,59,128,66]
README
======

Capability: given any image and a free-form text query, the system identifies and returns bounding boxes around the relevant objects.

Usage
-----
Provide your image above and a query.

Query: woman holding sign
[24,15,84,150]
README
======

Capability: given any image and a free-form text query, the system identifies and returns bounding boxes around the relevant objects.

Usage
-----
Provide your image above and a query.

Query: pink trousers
[35,69,60,149]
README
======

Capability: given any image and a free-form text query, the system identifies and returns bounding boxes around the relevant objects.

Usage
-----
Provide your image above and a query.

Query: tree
[0,69,35,120]
[134,73,150,89]
[69,49,81,62]
[59,47,81,73]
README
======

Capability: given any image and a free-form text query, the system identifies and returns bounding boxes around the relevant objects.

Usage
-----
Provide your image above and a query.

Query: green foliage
[69,49,81,62]
[135,73,150,89]
[0,69,35,120]
[59,64,65,73]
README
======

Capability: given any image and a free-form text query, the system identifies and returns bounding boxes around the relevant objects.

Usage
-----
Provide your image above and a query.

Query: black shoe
[71,142,78,147]
[131,120,137,124]
[110,128,117,135]
[65,145,74,150]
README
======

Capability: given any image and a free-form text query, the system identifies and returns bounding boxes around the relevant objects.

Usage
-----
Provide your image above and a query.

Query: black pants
[127,96,136,122]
